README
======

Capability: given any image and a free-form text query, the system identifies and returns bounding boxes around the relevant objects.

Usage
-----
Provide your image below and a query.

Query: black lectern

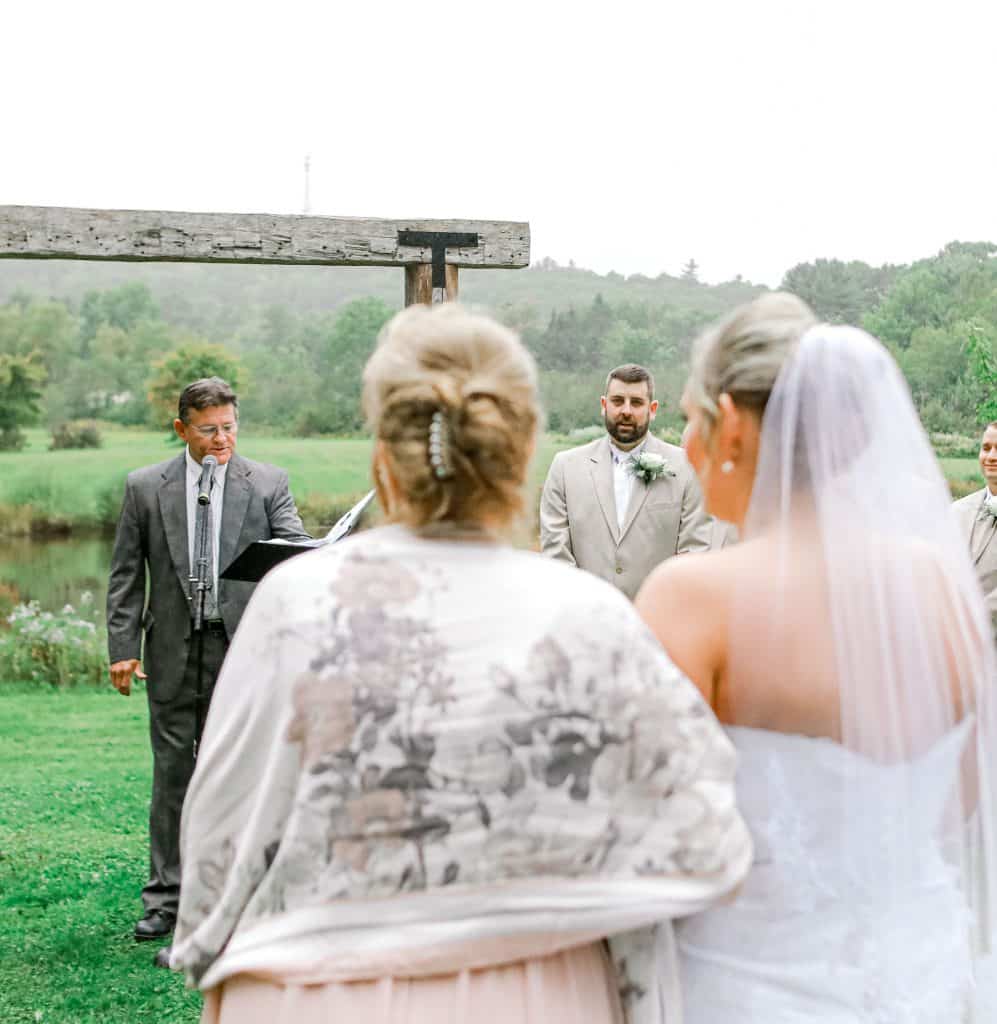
[221,489,376,583]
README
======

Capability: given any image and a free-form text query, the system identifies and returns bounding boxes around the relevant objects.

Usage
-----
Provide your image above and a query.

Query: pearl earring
[720,460,735,474]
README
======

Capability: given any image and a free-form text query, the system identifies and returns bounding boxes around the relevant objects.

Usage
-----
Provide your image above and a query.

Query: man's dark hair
[605,364,655,401]
[178,377,239,423]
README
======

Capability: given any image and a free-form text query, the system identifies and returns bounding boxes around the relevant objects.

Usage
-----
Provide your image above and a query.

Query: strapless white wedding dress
[678,725,974,1023]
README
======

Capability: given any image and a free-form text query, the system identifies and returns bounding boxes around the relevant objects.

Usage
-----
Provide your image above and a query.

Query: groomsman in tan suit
[953,421,997,633]
[540,364,711,600]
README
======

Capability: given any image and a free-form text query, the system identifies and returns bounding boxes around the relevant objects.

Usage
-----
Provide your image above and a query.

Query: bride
[636,293,996,1021]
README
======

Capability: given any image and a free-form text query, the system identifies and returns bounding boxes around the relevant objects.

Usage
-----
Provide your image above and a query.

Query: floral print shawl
[171,525,751,1023]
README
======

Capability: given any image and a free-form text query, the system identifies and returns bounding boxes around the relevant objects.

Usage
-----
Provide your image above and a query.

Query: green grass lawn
[939,457,983,499]
[939,456,983,483]
[0,427,573,534]
[0,428,377,528]
[0,426,981,534]
[0,688,201,1024]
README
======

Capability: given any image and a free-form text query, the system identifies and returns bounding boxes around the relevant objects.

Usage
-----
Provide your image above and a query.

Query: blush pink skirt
[201,941,623,1024]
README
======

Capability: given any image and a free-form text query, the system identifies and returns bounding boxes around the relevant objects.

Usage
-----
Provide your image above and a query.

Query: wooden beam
[0,205,530,269]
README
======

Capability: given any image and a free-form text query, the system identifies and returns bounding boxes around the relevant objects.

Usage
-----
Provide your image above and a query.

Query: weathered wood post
[0,207,530,309]
[404,262,459,305]
[398,230,479,305]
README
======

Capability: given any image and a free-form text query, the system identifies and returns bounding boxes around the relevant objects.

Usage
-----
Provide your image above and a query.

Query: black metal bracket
[397,230,480,290]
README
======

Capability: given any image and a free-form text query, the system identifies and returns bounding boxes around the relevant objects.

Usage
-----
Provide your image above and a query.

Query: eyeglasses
[190,423,239,439]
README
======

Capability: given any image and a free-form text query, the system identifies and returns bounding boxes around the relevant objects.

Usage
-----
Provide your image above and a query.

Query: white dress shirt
[609,440,645,534]
[185,448,228,618]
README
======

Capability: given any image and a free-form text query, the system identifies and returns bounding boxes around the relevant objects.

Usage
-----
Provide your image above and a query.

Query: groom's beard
[604,411,650,447]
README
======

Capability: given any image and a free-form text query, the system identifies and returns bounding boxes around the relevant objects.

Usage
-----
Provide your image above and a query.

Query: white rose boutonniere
[979,501,997,525]
[627,450,675,485]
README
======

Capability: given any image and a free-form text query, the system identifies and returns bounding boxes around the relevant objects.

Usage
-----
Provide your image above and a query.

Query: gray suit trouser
[143,627,228,916]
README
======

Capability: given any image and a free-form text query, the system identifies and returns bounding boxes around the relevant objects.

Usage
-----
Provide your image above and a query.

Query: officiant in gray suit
[540,364,711,599]
[106,377,310,943]
[953,420,997,635]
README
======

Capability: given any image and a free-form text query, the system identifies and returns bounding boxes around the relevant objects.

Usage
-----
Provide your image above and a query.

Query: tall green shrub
[146,343,243,430]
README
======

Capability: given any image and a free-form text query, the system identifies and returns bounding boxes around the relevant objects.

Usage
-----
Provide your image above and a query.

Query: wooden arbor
[0,205,531,306]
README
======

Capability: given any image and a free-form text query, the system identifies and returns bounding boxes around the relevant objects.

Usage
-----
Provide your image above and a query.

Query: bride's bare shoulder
[634,542,768,669]
[634,542,764,702]
[637,537,764,609]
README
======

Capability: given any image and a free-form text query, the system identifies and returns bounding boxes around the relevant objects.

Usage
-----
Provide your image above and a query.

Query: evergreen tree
[0,352,46,449]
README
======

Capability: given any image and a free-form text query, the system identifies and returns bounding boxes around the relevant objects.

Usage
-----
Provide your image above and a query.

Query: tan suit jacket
[540,434,711,599]
[710,519,739,549]
[953,487,997,631]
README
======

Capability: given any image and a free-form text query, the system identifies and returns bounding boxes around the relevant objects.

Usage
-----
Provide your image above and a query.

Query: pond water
[0,512,332,621]
[0,535,114,618]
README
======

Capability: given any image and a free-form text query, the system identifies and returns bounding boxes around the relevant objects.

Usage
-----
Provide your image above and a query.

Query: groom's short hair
[605,364,654,401]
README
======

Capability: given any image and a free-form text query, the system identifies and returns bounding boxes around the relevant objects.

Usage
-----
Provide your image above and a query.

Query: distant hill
[2,242,994,438]
[0,258,766,336]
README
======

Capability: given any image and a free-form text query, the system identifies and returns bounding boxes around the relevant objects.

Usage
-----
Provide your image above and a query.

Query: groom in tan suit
[540,364,710,600]
[953,421,997,634]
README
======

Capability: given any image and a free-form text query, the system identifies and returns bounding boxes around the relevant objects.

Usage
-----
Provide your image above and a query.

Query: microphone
[197,455,218,506]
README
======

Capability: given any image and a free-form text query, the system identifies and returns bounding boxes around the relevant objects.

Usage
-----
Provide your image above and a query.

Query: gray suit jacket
[540,434,711,600]
[106,452,310,702]
[953,487,997,630]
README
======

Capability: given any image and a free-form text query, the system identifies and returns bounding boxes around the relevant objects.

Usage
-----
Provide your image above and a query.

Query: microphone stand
[189,478,213,762]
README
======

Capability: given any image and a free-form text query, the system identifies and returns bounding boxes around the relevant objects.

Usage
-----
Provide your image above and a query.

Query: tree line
[783,242,997,432]
[0,241,994,449]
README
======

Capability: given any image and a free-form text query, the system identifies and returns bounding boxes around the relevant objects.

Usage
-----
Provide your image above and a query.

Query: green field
[940,457,984,487]
[0,427,377,533]
[0,688,201,1023]
[0,427,983,536]
[0,427,575,535]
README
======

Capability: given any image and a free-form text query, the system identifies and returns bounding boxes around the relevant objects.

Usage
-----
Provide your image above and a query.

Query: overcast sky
[5,1,996,285]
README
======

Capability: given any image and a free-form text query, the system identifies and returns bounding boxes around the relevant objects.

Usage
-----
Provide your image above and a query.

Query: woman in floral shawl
[171,304,752,1024]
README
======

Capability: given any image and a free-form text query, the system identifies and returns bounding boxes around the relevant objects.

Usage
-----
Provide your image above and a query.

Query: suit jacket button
[616,566,623,574]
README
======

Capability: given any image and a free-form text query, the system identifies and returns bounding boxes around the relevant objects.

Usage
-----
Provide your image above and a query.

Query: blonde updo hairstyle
[687,291,818,444]
[362,304,540,532]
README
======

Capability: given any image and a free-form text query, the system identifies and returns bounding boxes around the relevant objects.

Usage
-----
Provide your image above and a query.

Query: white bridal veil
[731,325,996,1018]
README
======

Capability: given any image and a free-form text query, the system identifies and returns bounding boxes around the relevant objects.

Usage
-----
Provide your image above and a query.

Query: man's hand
[110,659,146,696]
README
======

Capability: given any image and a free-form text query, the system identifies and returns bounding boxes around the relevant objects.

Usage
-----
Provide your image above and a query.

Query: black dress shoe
[134,909,176,941]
